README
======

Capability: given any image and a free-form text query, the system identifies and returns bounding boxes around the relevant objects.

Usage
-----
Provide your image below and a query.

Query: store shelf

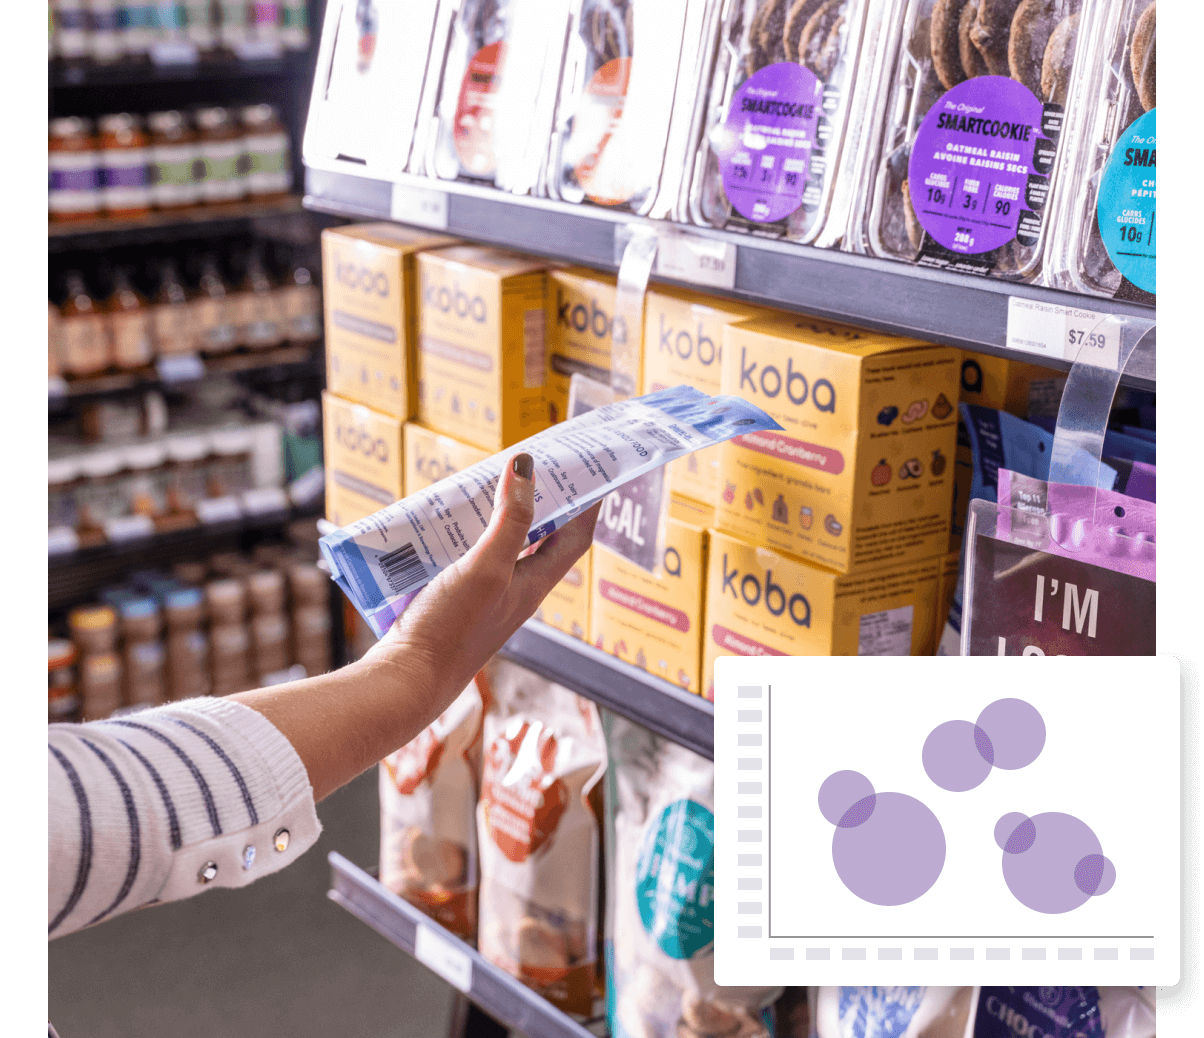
[49,343,324,408]
[327,853,600,1038]
[48,196,308,251]
[304,167,1156,391]
[48,502,322,611]
[500,621,715,760]
[49,55,294,89]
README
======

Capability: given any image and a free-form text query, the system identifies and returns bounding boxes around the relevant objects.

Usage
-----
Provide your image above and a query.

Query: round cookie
[404,832,467,887]
[932,0,973,89]
[1009,0,1079,97]
[970,0,1022,76]
[1131,2,1155,111]
[1041,12,1078,104]
[783,0,825,62]
[959,0,990,77]
[757,0,793,61]
[901,179,924,251]
[516,917,570,969]
[744,1,773,76]
[798,0,846,77]
[681,997,744,1038]
[812,12,847,80]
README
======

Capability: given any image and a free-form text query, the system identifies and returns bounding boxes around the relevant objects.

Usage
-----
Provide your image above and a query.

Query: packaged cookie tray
[1047,0,1155,301]
[685,0,882,248]
[859,0,1100,280]
[422,0,574,196]
[545,0,704,216]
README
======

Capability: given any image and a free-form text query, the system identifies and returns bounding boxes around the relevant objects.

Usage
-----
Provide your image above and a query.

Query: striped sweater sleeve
[48,697,322,940]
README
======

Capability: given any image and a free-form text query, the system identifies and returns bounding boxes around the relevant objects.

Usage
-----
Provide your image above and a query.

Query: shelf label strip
[391,184,450,231]
[1006,298,1121,369]
[414,924,473,994]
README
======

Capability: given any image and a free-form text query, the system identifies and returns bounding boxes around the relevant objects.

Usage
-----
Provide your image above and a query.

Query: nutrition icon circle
[818,698,1115,912]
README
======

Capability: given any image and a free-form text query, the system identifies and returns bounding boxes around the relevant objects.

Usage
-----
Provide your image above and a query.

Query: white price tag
[104,514,155,543]
[233,40,284,61]
[391,184,449,230]
[1006,298,1121,369]
[288,466,325,507]
[414,925,472,994]
[241,487,290,516]
[48,526,80,556]
[656,232,738,290]
[197,496,244,525]
[156,354,205,384]
[149,41,200,65]
[48,377,69,400]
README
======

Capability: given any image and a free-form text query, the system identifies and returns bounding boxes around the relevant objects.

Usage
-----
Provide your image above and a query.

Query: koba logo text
[556,289,628,344]
[739,347,836,412]
[334,255,389,296]
[720,553,810,627]
[657,313,719,367]
[335,420,390,461]
[422,274,487,323]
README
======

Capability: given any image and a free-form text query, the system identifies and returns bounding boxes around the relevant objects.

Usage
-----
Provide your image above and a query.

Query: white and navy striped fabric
[48,697,321,939]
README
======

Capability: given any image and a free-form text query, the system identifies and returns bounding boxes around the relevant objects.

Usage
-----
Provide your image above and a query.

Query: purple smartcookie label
[50,168,100,192]
[718,62,821,224]
[909,76,1058,254]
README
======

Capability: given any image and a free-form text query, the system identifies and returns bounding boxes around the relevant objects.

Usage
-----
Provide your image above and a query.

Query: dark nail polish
[512,453,534,480]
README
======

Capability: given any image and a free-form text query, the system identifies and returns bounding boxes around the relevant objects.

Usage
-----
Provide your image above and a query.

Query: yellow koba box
[322,392,404,528]
[716,315,960,574]
[403,423,491,496]
[590,496,712,694]
[322,223,456,420]
[931,551,962,655]
[701,530,941,699]
[416,245,553,452]
[534,548,592,641]
[642,286,775,506]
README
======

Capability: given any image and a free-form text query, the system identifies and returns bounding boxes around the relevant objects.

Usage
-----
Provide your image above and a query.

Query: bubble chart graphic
[923,698,1045,791]
[818,771,945,906]
[995,811,1116,913]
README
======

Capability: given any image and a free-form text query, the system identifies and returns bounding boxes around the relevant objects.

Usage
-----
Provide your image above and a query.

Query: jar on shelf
[248,568,287,615]
[121,1,156,62]
[165,434,211,521]
[126,441,170,523]
[191,255,238,354]
[218,1,249,50]
[240,104,292,200]
[49,302,62,378]
[106,268,155,369]
[207,427,256,498]
[195,107,246,204]
[164,584,206,633]
[86,0,124,64]
[59,271,112,376]
[69,604,119,655]
[124,639,167,708]
[48,456,82,532]
[231,250,284,351]
[75,449,128,541]
[167,626,210,700]
[53,1,89,65]
[247,1,283,49]
[151,259,196,356]
[251,612,291,677]
[49,117,102,223]
[79,651,124,720]
[49,639,81,724]
[98,113,153,218]
[278,256,322,345]
[184,0,218,51]
[148,110,200,210]
[118,594,162,643]
[206,577,247,626]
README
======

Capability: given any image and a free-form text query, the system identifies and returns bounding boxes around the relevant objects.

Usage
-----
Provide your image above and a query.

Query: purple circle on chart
[717,62,822,224]
[1074,853,1117,896]
[818,770,875,826]
[907,76,1046,254]
[977,698,1046,770]
[839,795,877,829]
[923,719,994,791]
[999,812,1111,914]
[831,792,945,906]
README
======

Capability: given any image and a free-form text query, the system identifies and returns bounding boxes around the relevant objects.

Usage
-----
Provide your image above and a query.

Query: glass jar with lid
[69,604,119,655]
[207,427,257,499]
[76,450,128,544]
[49,639,81,724]
[106,268,155,370]
[165,434,212,523]
[191,255,238,354]
[125,441,170,524]
[59,270,112,376]
[48,456,82,532]
[49,117,102,223]
[195,107,246,204]
[148,110,200,210]
[230,249,284,351]
[240,104,292,200]
[98,114,152,218]
[151,259,196,357]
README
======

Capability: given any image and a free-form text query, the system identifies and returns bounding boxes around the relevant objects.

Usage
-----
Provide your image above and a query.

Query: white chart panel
[713,656,1180,986]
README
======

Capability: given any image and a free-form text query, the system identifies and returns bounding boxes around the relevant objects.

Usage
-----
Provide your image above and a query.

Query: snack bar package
[853,0,1093,280]
[1097,988,1156,1038]
[424,0,573,194]
[687,0,888,248]
[477,659,608,1015]
[547,0,709,216]
[972,988,1103,1038]
[321,385,781,638]
[379,674,487,941]
[814,986,977,1038]
[1047,0,1155,302]
[605,715,780,1038]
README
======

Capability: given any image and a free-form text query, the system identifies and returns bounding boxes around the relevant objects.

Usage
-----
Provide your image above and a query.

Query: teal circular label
[1097,109,1156,294]
[635,799,715,959]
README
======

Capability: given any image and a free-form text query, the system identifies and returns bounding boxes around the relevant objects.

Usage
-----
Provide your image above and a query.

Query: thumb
[471,452,537,570]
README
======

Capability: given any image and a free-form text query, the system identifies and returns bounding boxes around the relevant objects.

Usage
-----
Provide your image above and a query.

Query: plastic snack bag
[973,987,1102,1038]
[321,385,781,637]
[606,716,781,1038]
[1097,988,1155,1038]
[379,674,487,941]
[476,659,608,1015]
[814,986,977,1038]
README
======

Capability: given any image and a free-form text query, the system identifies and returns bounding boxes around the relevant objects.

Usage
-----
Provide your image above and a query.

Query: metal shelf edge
[327,853,599,1038]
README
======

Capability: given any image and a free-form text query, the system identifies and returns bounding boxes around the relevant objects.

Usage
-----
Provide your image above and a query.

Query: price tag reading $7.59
[1006,298,1120,370]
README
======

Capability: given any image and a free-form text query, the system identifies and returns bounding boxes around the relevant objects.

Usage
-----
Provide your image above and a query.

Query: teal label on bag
[1098,109,1156,294]
[635,799,714,959]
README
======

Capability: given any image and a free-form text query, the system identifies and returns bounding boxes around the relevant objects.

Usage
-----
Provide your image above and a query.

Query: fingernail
[512,453,533,480]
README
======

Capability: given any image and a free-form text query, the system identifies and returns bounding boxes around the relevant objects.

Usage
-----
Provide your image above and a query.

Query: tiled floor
[49,768,457,1038]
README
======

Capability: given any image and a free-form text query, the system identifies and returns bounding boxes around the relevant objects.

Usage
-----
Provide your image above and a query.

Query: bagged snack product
[477,659,608,1015]
[972,987,1102,1038]
[606,715,780,1038]
[854,0,1092,280]
[814,986,976,1038]
[380,674,487,940]
[1096,988,1155,1038]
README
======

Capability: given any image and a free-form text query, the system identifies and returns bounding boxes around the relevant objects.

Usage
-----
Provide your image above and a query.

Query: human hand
[364,452,600,708]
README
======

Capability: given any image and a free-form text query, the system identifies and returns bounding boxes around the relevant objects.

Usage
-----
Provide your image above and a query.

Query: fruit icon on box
[595,635,604,649]
[614,639,628,658]
[744,491,755,511]
[722,481,736,505]
[900,457,924,479]
[571,621,584,638]
[635,648,647,669]
[799,505,813,530]
[931,393,953,420]
[677,669,691,689]
[871,459,892,486]
[824,514,843,537]
[877,405,899,427]
[931,448,947,476]
[753,488,764,505]
[772,494,788,523]
[901,399,929,424]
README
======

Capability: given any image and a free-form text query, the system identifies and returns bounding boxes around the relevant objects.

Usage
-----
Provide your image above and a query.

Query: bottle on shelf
[49,302,62,378]
[85,0,125,64]
[183,0,217,52]
[106,267,155,370]
[150,258,196,356]
[148,110,200,210]
[280,0,308,50]
[126,441,170,525]
[49,639,81,724]
[195,106,246,204]
[279,251,322,345]
[75,449,127,545]
[122,1,156,62]
[48,456,82,533]
[232,248,284,351]
[59,270,112,376]
[207,426,256,498]
[49,117,103,223]
[98,113,152,218]
[191,255,238,355]
[164,433,212,526]
[52,1,90,66]
[240,103,292,200]
[246,1,283,53]
[217,0,249,52]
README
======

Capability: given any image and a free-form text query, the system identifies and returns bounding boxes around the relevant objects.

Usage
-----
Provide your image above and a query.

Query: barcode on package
[379,542,425,594]
[523,309,546,389]
[858,605,914,656]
